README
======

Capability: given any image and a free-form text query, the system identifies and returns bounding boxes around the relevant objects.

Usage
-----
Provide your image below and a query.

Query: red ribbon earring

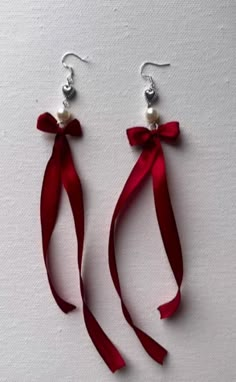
[37,53,125,373]
[108,61,183,365]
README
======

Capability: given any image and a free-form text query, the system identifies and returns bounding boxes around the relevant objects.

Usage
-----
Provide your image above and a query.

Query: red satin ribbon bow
[109,121,183,365]
[37,112,125,372]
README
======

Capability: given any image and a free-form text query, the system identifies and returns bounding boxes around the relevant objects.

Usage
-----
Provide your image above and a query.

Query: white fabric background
[0,1,235,381]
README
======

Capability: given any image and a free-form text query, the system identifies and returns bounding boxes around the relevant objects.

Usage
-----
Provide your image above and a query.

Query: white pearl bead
[145,107,160,124]
[57,107,71,123]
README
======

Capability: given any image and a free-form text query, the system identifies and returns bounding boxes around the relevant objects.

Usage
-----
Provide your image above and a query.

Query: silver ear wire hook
[61,52,89,108]
[140,61,170,106]
[61,52,89,85]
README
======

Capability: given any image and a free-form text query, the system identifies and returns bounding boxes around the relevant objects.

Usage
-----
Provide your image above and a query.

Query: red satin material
[109,122,183,364]
[37,113,125,372]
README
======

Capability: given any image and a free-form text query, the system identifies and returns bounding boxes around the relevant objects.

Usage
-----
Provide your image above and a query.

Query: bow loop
[37,112,59,134]
[157,121,180,140]
[64,119,82,137]
[127,127,152,146]
[126,122,180,147]
[37,112,82,137]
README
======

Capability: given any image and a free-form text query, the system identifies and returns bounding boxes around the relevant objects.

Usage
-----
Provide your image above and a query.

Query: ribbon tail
[109,147,168,365]
[152,144,183,319]
[60,137,125,373]
[40,136,76,313]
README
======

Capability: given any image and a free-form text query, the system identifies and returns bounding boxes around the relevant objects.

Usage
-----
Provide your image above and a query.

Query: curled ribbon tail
[109,143,168,365]
[40,135,76,313]
[60,137,126,373]
[83,305,126,373]
[151,143,183,319]
[38,113,125,371]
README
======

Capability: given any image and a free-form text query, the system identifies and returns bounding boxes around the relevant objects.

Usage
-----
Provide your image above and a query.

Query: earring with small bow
[108,60,184,366]
[36,52,125,373]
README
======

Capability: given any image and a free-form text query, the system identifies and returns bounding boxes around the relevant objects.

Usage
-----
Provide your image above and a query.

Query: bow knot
[37,112,82,137]
[126,122,180,147]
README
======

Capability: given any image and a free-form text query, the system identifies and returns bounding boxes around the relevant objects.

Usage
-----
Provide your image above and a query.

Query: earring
[37,52,125,372]
[108,61,183,365]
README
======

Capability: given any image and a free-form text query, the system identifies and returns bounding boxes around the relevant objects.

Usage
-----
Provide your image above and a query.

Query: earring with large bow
[108,60,184,366]
[37,52,125,373]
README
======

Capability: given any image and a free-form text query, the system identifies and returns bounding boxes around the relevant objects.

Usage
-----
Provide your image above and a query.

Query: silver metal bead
[62,84,76,100]
[144,88,157,105]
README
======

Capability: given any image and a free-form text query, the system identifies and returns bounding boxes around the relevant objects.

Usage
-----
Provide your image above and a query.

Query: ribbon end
[160,350,168,365]
[53,294,77,314]
[61,302,77,314]
[110,358,126,373]
[157,290,181,319]
[49,281,77,314]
